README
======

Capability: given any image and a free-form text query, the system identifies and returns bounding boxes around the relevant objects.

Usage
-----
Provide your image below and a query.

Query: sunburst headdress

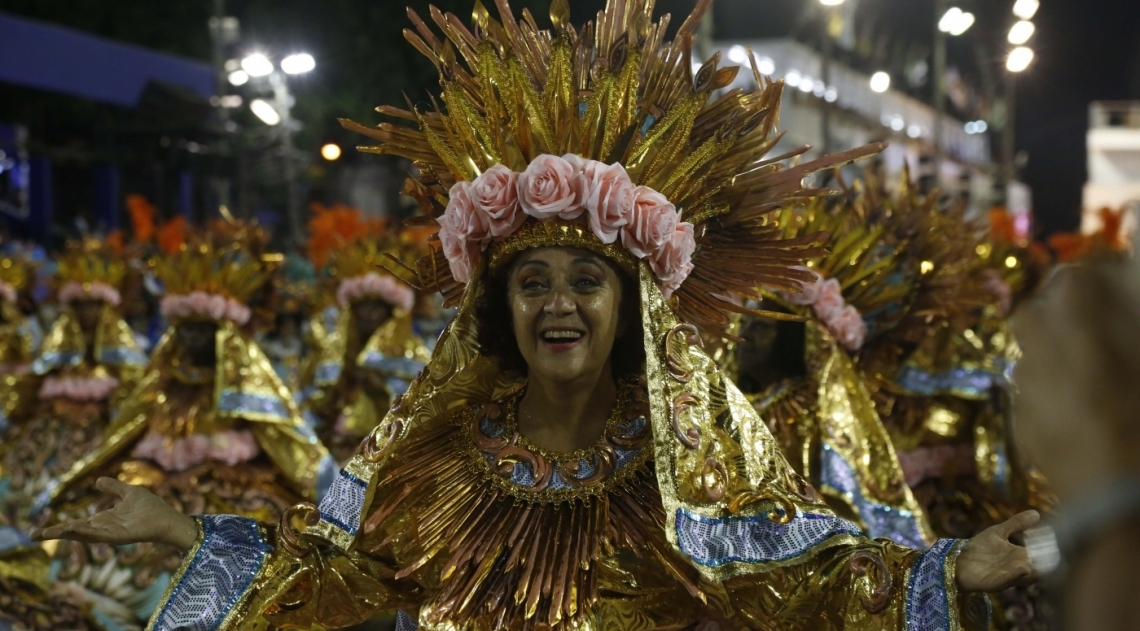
[348,0,881,337]
[55,238,126,306]
[327,238,416,312]
[153,233,271,326]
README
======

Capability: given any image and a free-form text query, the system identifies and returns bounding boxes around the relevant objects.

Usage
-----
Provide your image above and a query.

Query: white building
[711,39,997,210]
[1083,101,1140,234]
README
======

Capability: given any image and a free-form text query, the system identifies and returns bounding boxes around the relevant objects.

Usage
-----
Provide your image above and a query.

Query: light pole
[933,4,975,184]
[819,0,845,156]
[235,52,314,247]
[1001,0,1037,204]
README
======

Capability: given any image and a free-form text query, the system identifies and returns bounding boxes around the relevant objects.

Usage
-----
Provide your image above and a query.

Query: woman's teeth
[543,330,582,341]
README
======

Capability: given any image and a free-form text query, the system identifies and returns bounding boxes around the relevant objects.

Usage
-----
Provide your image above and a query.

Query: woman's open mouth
[540,328,584,352]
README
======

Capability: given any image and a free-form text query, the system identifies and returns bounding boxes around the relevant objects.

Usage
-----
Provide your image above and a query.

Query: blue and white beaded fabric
[99,344,148,367]
[395,609,419,631]
[896,363,1009,399]
[318,469,369,535]
[675,507,863,567]
[217,389,291,421]
[905,538,967,631]
[314,362,342,386]
[150,515,271,631]
[31,349,82,375]
[358,352,426,379]
[819,444,929,549]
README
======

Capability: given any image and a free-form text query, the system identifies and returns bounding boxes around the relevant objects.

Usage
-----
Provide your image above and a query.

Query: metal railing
[1090,101,1140,129]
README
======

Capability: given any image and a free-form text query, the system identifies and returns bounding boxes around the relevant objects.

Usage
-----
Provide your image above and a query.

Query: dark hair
[474,256,644,379]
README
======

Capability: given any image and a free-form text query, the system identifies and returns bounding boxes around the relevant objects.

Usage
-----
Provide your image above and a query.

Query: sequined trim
[358,352,425,378]
[819,444,928,549]
[318,470,368,535]
[675,507,863,568]
[217,389,290,421]
[0,525,30,553]
[895,364,1007,399]
[99,345,148,366]
[148,515,270,631]
[904,538,964,631]
[314,362,341,386]
[395,610,419,631]
[31,350,82,375]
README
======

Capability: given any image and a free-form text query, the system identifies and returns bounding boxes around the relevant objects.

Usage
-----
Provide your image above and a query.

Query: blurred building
[712,39,997,211]
[1083,101,1140,235]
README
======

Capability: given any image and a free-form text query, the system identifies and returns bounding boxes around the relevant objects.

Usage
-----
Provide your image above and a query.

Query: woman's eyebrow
[573,256,604,269]
[516,259,550,269]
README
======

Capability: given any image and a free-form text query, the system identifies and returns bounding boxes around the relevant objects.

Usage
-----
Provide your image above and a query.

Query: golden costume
[39,239,335,631]
[145,2,991,630]
[299,239,431,461]
[1,244,145,529]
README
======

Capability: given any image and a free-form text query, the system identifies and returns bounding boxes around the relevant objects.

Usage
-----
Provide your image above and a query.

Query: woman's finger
[95,476,135,499]
[992,510,1041,539]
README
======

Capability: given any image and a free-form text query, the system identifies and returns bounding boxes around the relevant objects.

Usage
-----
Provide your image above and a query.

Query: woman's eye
[521,279,547,290]
[574,276,601,288]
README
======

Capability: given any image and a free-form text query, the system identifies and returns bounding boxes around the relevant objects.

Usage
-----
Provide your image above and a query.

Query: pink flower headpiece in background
[39,375,120,402]
[0,281,17,306]
[132,428,261,472]
[437,154,696,298]
[161,291,251,326]
[784,267,867,351]
[58,281,121,307]
[337,271,415,311]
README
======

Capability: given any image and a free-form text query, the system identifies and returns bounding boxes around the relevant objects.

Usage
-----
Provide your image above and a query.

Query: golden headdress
[153,230,272,325]
[55,238,127,305]
[347,0,881,337]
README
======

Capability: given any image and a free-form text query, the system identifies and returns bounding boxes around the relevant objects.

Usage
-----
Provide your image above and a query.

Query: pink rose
[0,282,18,306]
[188,291,211,315]
[584,162,635,243]
[785,266,824,305]
[650,222,697,299]
[438,181,491,284]
[516,154,582,220]
[563,153,604,208]
[471,165,524,238]
[622,186,679,258]
[207,429,261,465]
[829,305,867,351]
[812,278,846,322]
[206,294,228,321]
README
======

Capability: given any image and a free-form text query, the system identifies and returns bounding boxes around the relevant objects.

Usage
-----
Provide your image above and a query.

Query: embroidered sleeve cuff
[904,538,991,631]
[146,515,273,631]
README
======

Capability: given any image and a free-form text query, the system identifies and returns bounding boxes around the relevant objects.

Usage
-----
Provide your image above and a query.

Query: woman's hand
[956,510,1040,592]
[30,477,199,552]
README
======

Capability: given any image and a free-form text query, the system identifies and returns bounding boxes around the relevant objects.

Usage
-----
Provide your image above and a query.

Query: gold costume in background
[0,243,145,530]
[37,237,334,631]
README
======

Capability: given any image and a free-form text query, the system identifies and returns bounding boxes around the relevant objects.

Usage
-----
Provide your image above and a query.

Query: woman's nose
[543,289,575,316]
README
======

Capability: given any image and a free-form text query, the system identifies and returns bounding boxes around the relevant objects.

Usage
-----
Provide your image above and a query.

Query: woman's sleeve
[146,456,417,630]
[702,523,992,630]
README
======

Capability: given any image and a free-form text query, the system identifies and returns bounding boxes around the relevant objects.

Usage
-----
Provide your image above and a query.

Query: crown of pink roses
[0,281,18,306]
[436,154,696,298]
[783,267,867,351]
[59,281,122,307]
[336,271,415,312]
[160,291,252,326]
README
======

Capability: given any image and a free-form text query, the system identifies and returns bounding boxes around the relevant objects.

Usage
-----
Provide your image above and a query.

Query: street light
[1012,0,1040,20]
[819,0,845,6]
[241,53,274,77]
[1006,46,1034,72]
[250,99,281,125]
[227,70,249,86]
[281,53,315,75]
[870,71,891,93]
[938,7,975,36]
[1008,20,1035,45]
[321,143,342,161]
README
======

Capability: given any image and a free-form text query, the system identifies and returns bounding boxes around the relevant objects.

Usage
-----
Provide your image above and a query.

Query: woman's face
[74,299,104,333]
[351,298,392,339]
[508,247,624,387]
[176,320,219,367]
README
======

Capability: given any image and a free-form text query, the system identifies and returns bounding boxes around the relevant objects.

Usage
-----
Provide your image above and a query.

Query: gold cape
[49,320,332,503]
